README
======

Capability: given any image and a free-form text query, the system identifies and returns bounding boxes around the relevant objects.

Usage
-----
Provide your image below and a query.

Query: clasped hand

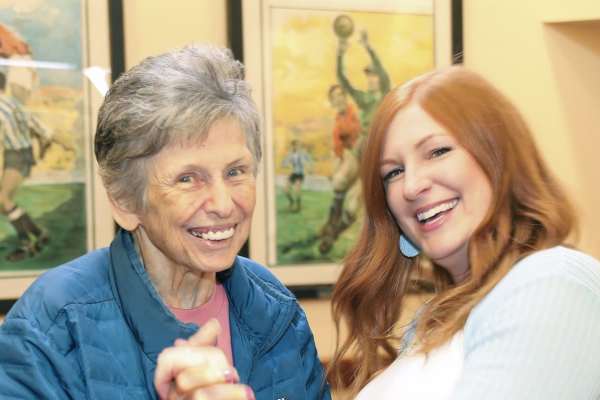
[154,319,254,400]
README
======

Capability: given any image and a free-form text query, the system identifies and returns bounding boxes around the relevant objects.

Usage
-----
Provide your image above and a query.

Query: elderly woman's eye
[178,175,193,183]
[228,167,245,177]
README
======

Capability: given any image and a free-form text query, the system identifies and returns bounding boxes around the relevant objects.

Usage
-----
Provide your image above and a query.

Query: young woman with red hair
[328,66,600,399]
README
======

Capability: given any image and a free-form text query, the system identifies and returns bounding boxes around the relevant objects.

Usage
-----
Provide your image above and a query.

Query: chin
[195,258,236,273]
[184,247,237,273]
[429,244,468,268]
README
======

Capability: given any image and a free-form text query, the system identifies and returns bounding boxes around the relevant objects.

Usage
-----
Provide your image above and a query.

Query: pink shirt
[169,283,233,365]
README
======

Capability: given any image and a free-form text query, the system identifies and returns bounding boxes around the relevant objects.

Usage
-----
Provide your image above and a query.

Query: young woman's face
[380,105,493,282]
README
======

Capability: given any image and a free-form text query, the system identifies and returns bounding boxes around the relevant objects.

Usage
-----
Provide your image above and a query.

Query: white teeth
[417,199,458,222]
[192,227,235,241]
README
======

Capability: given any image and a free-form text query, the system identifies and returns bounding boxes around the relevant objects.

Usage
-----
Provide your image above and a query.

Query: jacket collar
[108,229,296,367]
[221,257,296,382]
[108,229,195,362]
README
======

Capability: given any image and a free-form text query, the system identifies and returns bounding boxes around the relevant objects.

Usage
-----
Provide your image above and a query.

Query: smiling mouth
[416,199,459,224]
[189,226,235,241]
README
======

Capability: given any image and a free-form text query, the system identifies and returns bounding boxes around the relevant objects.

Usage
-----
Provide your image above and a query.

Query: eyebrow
[176,155,253,172]
[227,156,254,168]
[415,132,447,149]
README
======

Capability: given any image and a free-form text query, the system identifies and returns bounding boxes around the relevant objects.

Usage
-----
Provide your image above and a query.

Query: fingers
[173,319,220,348]
[175,366,239,393]
[168,384,255,400]
[174,338,188,347]
[187,318,221,347]
[359,30,369,46]
[155,319,225,399]
[154,346,229,399]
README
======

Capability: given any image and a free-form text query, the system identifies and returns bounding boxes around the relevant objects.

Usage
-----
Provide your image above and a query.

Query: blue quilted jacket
[0,230,331,399]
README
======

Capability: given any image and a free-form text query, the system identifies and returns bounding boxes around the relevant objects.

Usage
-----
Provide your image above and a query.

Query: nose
[402,167,431,201]
[205,179,234,218]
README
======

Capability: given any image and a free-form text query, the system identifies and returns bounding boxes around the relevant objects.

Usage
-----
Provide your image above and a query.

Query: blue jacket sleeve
[451,274,600,399]
[294,308,332,399]
[0,317,77,399]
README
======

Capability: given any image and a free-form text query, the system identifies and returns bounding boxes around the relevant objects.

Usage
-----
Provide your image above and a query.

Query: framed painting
[243,0,462,286]
[0,0,120,299]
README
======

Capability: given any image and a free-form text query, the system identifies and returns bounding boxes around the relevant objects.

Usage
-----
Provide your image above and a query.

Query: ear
[107,195,141,231]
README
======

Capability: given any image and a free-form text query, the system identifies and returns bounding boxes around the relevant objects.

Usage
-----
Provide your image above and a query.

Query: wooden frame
[243,0,462,287]
[0,0,123,299]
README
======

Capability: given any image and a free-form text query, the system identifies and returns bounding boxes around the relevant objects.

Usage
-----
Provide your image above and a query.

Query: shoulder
[234,256,295,300]
[6,248,113,332]
[468,246,600,330]
[233,257,318,343]
[459,248,600,398]
[228,257,316,347]
[496,246,600,293]
[0,96,15,109]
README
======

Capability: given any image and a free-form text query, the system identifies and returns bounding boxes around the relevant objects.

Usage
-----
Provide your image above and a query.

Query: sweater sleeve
[450,254,600,399]
[0,316,76,399]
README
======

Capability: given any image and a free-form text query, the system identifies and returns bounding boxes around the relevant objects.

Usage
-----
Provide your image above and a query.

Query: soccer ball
[333,15,354,39]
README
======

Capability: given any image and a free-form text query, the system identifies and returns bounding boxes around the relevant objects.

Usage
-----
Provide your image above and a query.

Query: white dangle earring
[399,234,420,258]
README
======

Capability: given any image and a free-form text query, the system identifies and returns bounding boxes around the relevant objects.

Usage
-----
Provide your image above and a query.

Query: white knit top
[356,331,464,399]
[356,246,600,399]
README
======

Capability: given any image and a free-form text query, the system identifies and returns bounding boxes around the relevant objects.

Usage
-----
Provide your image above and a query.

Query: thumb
[187,318,221,347]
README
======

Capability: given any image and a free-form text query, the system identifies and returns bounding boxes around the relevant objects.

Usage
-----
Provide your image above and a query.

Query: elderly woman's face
[134,118,256,273]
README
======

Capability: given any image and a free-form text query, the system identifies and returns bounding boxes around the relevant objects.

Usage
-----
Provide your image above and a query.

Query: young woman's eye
[431,147,452,158]
[382,167,404,183]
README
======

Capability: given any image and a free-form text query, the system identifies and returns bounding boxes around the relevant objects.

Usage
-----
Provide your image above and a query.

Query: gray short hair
[94,44,261,212]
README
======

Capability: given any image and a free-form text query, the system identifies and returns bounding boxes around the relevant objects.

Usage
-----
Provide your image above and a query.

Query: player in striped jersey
[0,71,52,261]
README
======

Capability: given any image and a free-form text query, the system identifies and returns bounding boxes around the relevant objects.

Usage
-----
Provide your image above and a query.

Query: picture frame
[243,0,462,287]
[0,0,122,299]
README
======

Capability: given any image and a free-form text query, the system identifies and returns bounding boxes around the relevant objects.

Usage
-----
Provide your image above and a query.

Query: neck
[434,246,470,284]
[133,227,217,309]
[451,267,470,284]
[445,257,470,284]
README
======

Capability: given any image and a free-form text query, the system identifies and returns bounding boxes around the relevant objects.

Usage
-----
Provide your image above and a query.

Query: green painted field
[0,183,86,273]
[275,188,361,265]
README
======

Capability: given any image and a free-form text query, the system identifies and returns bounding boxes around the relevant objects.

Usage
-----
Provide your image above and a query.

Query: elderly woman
[0,45,330,400]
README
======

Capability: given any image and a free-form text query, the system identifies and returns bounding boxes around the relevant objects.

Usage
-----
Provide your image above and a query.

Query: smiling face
[120,118,256,274]
[380,105,493,282]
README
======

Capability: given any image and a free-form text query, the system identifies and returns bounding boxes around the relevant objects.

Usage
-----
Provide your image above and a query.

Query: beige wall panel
[463,0,600,258]
[543,20,600,254]
[541,0,600,22]
[123,0,227,68]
